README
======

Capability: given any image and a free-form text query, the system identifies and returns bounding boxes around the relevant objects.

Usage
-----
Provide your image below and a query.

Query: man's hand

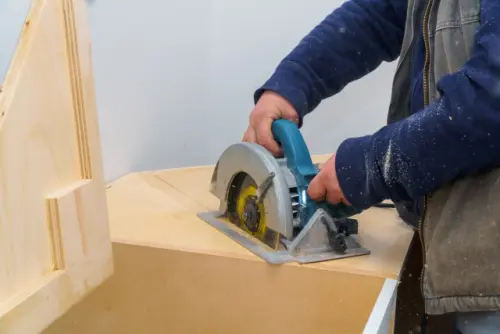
[243,91,300,156]
[308,154,350,205]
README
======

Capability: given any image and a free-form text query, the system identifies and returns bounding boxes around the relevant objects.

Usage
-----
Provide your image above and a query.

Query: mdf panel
[44,242,388,334]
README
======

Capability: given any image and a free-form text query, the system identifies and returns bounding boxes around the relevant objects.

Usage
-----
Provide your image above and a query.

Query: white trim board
[363,278,398,334]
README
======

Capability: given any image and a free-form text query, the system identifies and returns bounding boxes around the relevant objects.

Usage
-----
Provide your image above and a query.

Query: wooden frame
[0,1,113,333]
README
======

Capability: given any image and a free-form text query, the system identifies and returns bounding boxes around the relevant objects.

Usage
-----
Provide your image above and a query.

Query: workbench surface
[107,154,414,280]
[43,155,417,334]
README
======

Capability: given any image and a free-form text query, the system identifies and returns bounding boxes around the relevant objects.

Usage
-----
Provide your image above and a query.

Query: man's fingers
[243,123,282,156]
[309,182,342,205]
[307,175,326,201]
[327,190,342,205]
[242,127,256,143]
[256,120,282,156]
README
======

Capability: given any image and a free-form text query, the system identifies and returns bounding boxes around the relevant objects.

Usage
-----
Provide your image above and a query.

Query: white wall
[2,0,397,182]
[0,1,31,81]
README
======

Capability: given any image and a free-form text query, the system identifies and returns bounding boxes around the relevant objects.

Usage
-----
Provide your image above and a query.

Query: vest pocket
[434,0,480,31]
[422,168,500,313]
[432,0,480,80]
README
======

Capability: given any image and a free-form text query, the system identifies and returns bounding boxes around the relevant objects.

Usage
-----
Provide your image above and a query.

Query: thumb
[307,174,326,201]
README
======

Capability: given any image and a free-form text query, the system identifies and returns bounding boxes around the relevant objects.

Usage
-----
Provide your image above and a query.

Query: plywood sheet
[0,1,113,333]
[107,157,414,279]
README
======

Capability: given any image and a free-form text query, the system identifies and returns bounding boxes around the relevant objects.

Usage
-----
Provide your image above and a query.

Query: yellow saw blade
[227,173,280,250]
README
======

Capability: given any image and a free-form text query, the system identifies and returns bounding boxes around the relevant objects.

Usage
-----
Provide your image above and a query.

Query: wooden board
[112,157,414,279]
[0,1,113,333]
[44,157,415,334]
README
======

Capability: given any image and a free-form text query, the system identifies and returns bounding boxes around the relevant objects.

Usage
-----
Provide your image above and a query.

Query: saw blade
[226,173,280,250]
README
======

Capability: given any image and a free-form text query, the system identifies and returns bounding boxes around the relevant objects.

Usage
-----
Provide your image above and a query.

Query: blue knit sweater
[254,0,500,212]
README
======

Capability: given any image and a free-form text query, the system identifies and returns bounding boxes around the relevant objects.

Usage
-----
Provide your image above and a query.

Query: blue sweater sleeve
[254,0,407,121]
[336,0,500,209]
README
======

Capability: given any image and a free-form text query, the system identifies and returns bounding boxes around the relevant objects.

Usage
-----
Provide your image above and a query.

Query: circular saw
[197,119,370,264]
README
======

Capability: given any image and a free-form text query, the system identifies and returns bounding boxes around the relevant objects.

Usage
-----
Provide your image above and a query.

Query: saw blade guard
[209,142,295,239]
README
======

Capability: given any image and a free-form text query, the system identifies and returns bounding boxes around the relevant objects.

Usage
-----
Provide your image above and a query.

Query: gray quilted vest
[388,0,500,315]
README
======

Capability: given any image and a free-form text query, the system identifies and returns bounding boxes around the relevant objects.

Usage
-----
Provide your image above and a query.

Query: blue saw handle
[270,119,317,188]
[270,119,361,224]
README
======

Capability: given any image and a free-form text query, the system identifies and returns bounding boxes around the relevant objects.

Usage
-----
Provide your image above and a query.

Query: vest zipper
[419,0,433,296]
[422,0,433,107]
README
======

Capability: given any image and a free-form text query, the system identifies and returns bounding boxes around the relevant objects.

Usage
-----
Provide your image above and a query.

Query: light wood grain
[43,158,414,333]
[0,1,113,333]
[107,155,414,279]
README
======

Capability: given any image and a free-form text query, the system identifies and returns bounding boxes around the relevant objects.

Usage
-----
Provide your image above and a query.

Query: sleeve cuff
[335,135,388,210]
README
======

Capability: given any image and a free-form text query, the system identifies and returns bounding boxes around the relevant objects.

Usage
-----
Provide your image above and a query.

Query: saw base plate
[198,211,370,265]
